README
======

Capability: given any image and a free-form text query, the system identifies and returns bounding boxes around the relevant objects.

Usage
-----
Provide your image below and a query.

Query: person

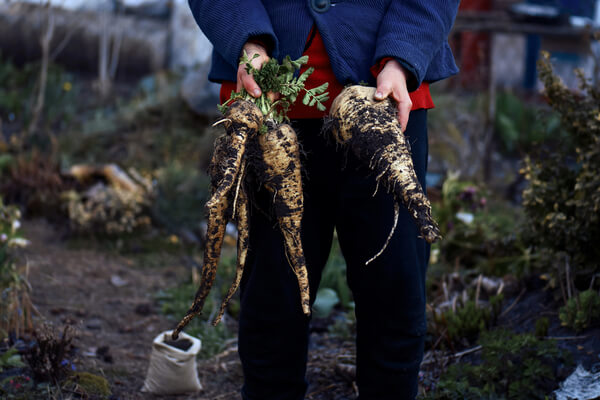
[188,1,460,399]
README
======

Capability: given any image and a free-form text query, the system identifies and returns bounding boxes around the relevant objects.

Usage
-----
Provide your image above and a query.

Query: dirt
[21,219,599,399]
[22,219,357,400]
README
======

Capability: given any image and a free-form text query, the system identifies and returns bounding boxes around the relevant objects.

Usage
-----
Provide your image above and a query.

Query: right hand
[237,42,278,101]
[237,42,268,97]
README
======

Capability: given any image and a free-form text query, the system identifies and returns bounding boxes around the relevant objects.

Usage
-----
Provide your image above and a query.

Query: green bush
[495,91,564,155]
[425,330,569,400]
[0,53,78,129]
[559,289,600,332]
[430,294,503,349]
[431,174,530,277]
[522,52,600,279]
[152,162,209,231]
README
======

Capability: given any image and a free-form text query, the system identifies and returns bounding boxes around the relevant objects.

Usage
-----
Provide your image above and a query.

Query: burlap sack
[141,330,202,394]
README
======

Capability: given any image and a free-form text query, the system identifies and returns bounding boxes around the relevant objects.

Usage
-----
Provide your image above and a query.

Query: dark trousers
[238,110,430,400]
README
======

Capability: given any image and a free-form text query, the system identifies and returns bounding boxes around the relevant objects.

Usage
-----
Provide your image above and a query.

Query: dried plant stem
[27,1,55,137]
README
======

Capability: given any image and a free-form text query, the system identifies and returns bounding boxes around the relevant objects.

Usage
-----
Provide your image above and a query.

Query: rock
[96,345,113,363]
[85,318,103,330]
[110,274,129,288]
[554,365,600,400]
[134,303,154,316]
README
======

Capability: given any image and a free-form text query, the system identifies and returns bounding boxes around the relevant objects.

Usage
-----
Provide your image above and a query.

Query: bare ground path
[22,219,356,400]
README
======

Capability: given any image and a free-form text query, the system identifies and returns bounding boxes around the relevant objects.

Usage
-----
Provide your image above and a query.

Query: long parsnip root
[330,85,441,246]
[172,100,262,340]
[174,53,325,334]
[213,183,249,326]
[258,124,310,315]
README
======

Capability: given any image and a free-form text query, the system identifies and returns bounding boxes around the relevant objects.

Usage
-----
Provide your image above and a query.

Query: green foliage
[152,162,210,231]
[0,199,32,339]
[522,53,600,278]
[64,372,111,399]
[0,348,25,370]
[426,330,568,400]
[155,255,238,358]
[58,71,211,170]
[0,53,78,128]
[431,294,503,349]
[534,317,550,338]
[559,289,600,332]
[319,238,353,310]
[312,288,340,319]
[495,91,564,154]
[432,174,531,277]
[219,53,329,123]
[327,308,356,341]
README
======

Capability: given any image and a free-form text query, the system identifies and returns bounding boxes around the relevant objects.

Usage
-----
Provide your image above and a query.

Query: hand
[237,42,278,101]
[374,59,412,131]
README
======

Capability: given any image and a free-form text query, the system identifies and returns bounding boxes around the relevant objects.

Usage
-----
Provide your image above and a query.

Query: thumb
[374,81,392,101]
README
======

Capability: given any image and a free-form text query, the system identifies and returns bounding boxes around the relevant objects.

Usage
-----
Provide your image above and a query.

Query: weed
[0,199,33,339]
[425,329,570,399]
[534,317,550,338]
[155,254,238,358]
[327,309,356,341]
[559,289,600,332]
[430,294,503,350]
[22,325,75,384]
[0,348,25,370]
[0,150,70,219]
[0,53,78,130]
[152,162,209,231]
[494,90,565,155]
[431,174,530,277]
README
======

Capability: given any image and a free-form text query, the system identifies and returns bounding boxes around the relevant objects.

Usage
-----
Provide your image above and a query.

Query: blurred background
[0,0,599,399]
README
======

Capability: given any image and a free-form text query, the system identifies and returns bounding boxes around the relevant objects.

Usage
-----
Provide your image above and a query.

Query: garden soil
[23,219,357,400]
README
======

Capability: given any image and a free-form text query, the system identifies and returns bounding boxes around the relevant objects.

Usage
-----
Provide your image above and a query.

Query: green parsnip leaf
[220,53,330,125]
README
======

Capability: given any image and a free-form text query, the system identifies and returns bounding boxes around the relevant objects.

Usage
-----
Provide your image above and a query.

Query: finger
[374,81,392,101]
[396,102,411,132]
[238,69,261,98]
[390,90,412,131]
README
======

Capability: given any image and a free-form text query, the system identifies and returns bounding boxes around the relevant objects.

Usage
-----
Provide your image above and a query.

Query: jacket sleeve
[373,0,460,91]
[188,0,279,69]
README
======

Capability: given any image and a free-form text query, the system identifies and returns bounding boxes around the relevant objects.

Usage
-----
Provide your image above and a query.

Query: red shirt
[220,29,434,119]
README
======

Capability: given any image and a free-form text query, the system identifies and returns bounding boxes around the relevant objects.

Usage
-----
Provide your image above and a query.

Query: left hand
[374,59,412,132]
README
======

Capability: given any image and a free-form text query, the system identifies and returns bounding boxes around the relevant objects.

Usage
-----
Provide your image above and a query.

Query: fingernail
[375,91,383,99]
[253,89,261,97]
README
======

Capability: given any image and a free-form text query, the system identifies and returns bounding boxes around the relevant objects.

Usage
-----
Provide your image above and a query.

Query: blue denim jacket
[188,0,459,91]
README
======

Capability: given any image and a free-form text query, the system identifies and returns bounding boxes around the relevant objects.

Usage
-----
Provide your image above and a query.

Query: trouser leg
[335,110,430,400]
[238,120,337,400]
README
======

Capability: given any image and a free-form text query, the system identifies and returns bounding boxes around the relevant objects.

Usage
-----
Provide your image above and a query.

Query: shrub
[425,330,569,400]
[559,289,600,332]
[0,199,33,339]
[431,174,529,277]
[430,294,503,350]
[522,52,600,279]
